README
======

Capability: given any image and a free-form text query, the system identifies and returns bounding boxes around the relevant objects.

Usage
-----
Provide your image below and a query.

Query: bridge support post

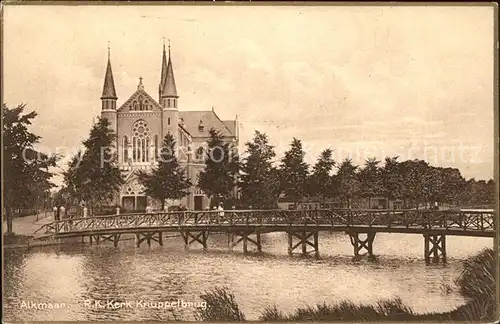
[229,231,262,253]
[89,235,101,245]
[227,233,234,251]
[158,232,163,246]
[181,231,209,250]
[135,232,164,248]
[423,234,447,264]
[243,234,248,253]
[113,234,121,247]
[347,231,376,261]
[287,231,319,258]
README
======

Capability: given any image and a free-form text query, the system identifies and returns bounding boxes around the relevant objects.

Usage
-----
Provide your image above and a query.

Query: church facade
[99,45,239,211]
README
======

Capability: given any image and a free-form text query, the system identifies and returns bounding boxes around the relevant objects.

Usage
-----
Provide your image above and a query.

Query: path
[3,212,54,236]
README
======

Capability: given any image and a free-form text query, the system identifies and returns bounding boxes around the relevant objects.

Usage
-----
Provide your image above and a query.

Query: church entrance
[122,196,135,212]
[136,196,147,211]
[194,196,203,211]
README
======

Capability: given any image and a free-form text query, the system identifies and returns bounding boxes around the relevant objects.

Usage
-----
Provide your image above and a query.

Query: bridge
[34,209,495,264]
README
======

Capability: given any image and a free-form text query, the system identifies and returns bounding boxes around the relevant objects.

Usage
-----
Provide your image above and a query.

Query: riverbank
[3,213,56,249]
[195,248,496,322]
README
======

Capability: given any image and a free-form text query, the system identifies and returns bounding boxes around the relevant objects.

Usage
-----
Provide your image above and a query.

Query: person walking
[217,203,224,224]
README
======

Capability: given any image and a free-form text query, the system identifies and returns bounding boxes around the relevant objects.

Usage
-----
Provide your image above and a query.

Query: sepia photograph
[2,3,498,322]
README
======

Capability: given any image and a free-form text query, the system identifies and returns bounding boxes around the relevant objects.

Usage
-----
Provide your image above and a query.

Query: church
[99,44,239,211]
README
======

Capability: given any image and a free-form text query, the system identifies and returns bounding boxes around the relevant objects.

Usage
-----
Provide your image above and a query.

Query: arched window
[196,146,204,161]
[154,135,159,160]
[138,95,144,111]
[132,120,151,163]
[133,101,138,111]
[123,136,129,163]
[132,137,137,161]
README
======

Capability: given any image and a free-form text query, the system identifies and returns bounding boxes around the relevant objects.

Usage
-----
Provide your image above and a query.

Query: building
[99,44,239,211]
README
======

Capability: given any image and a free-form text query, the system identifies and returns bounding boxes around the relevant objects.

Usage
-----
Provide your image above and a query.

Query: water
[3,231,493,321]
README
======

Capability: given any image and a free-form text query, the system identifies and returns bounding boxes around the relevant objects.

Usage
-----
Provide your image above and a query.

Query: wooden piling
[423,233,447,264]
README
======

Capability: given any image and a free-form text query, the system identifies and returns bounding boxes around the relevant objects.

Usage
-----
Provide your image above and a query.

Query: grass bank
[195,248,496,322]
[3,233,33,245]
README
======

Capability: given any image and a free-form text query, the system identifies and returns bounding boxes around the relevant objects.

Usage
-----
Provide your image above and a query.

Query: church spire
[101,43,117,100]
[160,40,179,109]
[159,38,168,100]
[162,40,178,99]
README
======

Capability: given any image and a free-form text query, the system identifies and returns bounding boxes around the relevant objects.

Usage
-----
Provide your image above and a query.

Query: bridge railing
[34,208,495,235]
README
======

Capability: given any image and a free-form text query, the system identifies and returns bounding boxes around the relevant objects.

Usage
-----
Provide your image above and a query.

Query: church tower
[101,45,118,135]
[160,42,179,142]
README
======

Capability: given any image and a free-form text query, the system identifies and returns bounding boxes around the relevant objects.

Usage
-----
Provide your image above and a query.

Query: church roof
[179,110,236,138]
[101,58,117,100]
[222,120,237,136]
[117,82,163,112]
[161,47,178,98]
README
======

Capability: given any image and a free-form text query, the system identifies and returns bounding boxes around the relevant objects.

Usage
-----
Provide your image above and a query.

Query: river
[3,231,493,321]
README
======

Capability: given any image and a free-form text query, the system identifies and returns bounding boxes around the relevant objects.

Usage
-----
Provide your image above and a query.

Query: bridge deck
[36,208,496,239]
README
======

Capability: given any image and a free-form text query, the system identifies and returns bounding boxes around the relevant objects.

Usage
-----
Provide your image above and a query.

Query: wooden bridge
[34,209,496,264]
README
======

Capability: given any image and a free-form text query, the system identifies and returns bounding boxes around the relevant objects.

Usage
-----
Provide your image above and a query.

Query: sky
[3,4,496,186]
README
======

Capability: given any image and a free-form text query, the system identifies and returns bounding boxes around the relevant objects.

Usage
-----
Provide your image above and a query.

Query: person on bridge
[217,203,224,223]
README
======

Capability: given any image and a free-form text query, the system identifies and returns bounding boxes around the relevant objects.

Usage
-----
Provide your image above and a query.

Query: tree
[440,168,466,205]
[137,133,192,210]
[2,104,58,233]
[333,158,360,208]
[53,185,76,208]
[239,131,280,209]
[198,128,240,206]
[308,149,335,203]
[399,159,441,209]
[63,117,123,214]
[381,157,404,205]
[461,178,496,207]
[358,157,383,208]
[279,138,309,207]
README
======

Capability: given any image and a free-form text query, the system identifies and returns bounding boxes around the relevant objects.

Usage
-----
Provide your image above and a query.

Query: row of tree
[3,104,58,233]
[198,130,496,209]
[3,103,496,234]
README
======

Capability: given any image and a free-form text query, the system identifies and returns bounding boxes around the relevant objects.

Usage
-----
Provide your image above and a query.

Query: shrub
[194,286,246,322]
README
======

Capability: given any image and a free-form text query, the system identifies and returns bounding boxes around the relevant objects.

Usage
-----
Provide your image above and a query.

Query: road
[3,212,54,236]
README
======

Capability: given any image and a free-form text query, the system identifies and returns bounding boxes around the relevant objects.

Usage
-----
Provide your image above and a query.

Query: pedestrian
[217,203,224,223]
[53,206,58,221]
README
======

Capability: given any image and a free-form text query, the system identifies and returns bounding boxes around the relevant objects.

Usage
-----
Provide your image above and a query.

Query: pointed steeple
[162,41,178,99]
[159,40,168,100]
[101,44,117,100]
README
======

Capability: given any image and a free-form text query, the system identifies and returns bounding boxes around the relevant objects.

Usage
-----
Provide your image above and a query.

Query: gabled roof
[117,88,163,113]
[179,110,236,138]
[222,120,237,136]
[101,58,117,100]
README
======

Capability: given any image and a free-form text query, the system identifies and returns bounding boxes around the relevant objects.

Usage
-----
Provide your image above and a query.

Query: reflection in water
[3,232,493,321]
